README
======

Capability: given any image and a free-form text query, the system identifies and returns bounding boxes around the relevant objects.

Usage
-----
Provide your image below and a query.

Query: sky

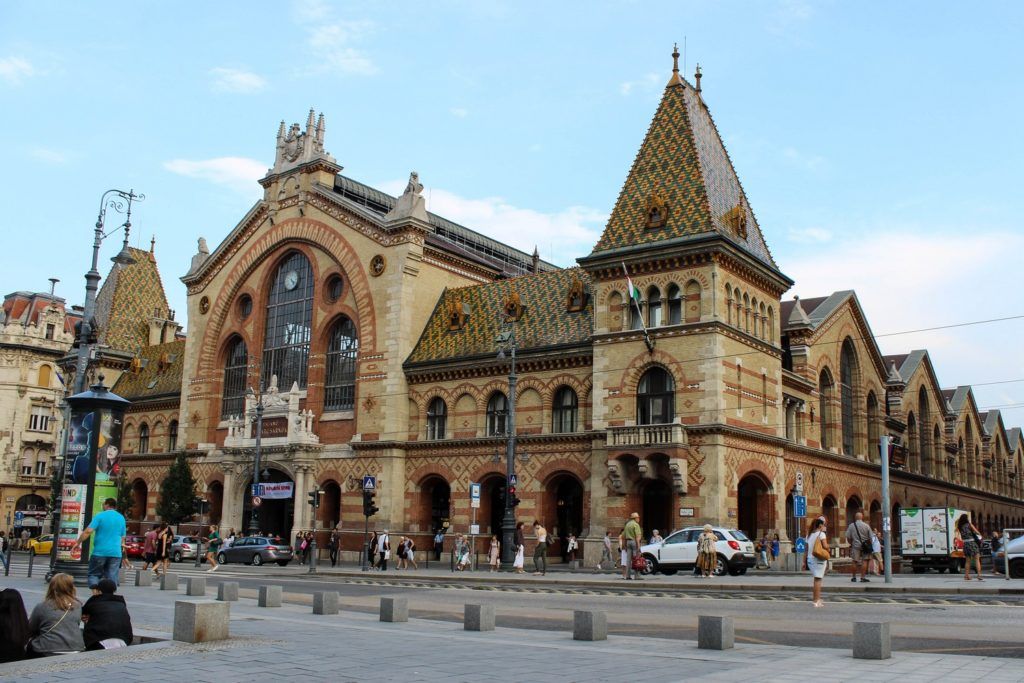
[2,1,1024,422]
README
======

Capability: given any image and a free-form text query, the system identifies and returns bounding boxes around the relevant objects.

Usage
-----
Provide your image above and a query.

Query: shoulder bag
[811,534,830,561]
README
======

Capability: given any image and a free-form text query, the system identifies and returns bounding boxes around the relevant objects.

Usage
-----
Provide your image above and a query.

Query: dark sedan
[216,536,293,566]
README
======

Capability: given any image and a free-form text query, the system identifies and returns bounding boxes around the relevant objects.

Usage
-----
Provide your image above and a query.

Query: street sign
[470,483,481,509]
[14,511,24,522]
[795,537,807,553]
[795,472,804,493]
[508,473,517,486]
[362,475,377,491]
[469,524,480,535]
[793,495,807,518]
[252,496,263,507]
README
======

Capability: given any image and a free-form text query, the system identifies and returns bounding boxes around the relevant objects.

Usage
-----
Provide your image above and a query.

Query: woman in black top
[0,588,30,662]
[957,514,984,581]
[81,579,133,650]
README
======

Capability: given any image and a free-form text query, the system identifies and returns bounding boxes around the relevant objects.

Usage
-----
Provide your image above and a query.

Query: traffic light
[362,490,379,517]
[308,489,321,509]
[508,484,521,508]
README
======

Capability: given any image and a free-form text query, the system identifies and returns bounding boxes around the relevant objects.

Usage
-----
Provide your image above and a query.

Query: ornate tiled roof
[591,60,776,268]
[94,247,172,354]
[405,268,592,366]
[112,339,185,401]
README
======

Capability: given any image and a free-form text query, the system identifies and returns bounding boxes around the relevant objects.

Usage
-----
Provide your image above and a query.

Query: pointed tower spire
[315,112,325,145]
[531,246,540,272]
[306,108,315,136]
[787,295,811,327]
[695,63,702,94]
[277,120,286,142]
[667,43,684,87]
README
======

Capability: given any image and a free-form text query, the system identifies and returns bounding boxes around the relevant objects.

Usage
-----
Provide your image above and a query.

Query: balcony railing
[607,421,687,448]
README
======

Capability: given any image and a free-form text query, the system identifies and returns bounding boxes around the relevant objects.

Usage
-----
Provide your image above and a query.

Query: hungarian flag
[623,263,641,303]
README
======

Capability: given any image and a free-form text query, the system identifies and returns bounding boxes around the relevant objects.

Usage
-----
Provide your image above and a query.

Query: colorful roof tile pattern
[94,247,172,354]
[112,339,185,401]
[591,71,776,268]
[406,268,593,366]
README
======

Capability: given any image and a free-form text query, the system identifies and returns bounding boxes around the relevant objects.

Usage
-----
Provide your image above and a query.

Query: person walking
[488,534,500,571]
[845,511,873,583]
[771,533,781,570]
[26,573,84,656]
[566,533,578,564]
[433,529,445,561]
[204,525,222,572]
[455,534,471,571]
[597,531,613,571]
[378,529,391,571]
[72,498,126,589]
[0,588,30,662]
[0,531,9,573]
[958,513,984,581]
[532,521,549,576]
[513,522,525,573]
[81,578,133,650]
[328,528,340,567]
[619,529,629,579]
[404,536,418,570]
[20,529,30,552]
[990,531,1003,574]
[368,531,379,569]
[806,517,830,608]
[757,535,770,569]
[158,523,174,577]
[870,528,883,575]
[697,524,718,578]
[141,526,158,573]
[623,512,644,580]
[225,528,237,549]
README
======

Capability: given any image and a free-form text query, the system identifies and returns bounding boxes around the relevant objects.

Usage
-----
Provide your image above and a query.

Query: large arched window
[324,317,358,411]
[840,339,857,456]
[221,337,248,418]
[866,392,880,462]
[666,284,682,324]
[37,364,52,388]
[487,392,509,436]
[818,369,834,451]
[647,287,662,327]
[552,386,579,433]
[637,367,674,425]
[426,397,447,440]
[167,420,178,452]
[139,422,150,454]
[262,251,314,390]
[918,387,931,477]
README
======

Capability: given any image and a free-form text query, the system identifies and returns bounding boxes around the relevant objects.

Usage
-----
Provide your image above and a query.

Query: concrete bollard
[313,591,339,615]
[380,597,408,623]
[697,615,734,650]
[185,576,207,596]
[160,572,179,590]
[217,581,239,602]
[573,610,607,641]
[258,585,282,608]
[853,622,891,660]
[134,569,152,587]
[173,600,229,643]
[464,603,495,632]
[119,568,127,585]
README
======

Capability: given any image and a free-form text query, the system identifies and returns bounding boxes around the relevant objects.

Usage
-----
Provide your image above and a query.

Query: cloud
[781,146,825,171]
[379,181,606,267]
[449,107,469,119]
[29,148,69,165]
[291,0,329,23]
[303,19,376,76]
[620,72,660,96]
[0,56,35,85]
[163,157,266,196]
[209,67,267,94]
[768,0,815,35]
[786,226,832,243]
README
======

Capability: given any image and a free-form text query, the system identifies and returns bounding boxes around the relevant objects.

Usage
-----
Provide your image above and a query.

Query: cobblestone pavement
[3,576,1024,683]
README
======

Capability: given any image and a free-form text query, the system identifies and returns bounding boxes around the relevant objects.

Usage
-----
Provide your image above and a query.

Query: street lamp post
[496,325,518,570]
[48,188,143,580]
[246,386,266,536]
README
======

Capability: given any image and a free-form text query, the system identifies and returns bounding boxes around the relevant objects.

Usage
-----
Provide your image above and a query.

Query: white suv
[640,527,756,576]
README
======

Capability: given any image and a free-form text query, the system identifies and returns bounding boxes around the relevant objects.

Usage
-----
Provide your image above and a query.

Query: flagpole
[622,262,655,352]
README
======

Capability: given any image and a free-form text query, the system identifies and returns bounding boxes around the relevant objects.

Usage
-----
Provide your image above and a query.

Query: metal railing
[607,422,686,447]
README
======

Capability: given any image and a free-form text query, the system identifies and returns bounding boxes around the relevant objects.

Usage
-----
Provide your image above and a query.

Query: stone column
[291,466,307,544]
[583,443,609,568]
[221,464,238,533]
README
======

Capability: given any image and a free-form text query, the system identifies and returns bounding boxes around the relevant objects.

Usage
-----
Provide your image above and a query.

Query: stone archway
[206,481,223,527]
[480,474,506,538]
[419,476,451,535]
[546,473,584,559]
[319,480,342,530]
[737,472,774,540]
[131,479,148,523]
[242,467,295,539]
[641,479,672,542]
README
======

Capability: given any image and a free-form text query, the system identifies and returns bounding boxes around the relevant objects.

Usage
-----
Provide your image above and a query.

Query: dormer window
[646,192,667,229]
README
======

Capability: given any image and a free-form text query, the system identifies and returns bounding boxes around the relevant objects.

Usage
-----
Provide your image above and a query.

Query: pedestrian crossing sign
[362,475,376,491]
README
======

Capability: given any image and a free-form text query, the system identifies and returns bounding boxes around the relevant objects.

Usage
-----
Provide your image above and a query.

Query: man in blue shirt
[74,497,127,588]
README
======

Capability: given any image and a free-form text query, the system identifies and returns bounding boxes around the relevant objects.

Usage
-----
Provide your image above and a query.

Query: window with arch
[725,284,733,325]
[552,386,579,433]
[607,291,623,332]
[37,364,52,388]
[667,284,682,324]
[685,280,701,323]
[933,424,944,479]
[487,392,509,436]
[262,251,314,390]
[918,387,931,476]
[637,367,675,425]
[426,397,447,440]
[767,307,775,342]
[324,317,358,411]
[818,369,834,451]
[743,293,751,332]
[867,392,880,461]
[221,337,248,418]
[647,286,662,327]
[907,412,919,471]
[139,423,150,454]
[759,302,767,338]
[168,420,179,452]
[839,339,857,456]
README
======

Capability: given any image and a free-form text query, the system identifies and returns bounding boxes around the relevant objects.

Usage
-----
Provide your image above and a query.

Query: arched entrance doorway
[131,479,148,523]
[641,479,672,542]
[242,468,294,538]
[206,481,223,526]
[319,480,341,530]
[737,473,773,540]
[869,500,882,531]
[15,493,47,539]
[481,475,506,537]
[421,477,451,535]
[549,474,584,558]
[822,495,838,532]
[845,495,863,529]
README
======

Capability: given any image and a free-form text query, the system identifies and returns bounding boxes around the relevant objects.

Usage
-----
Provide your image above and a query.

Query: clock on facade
[284,270,300,290]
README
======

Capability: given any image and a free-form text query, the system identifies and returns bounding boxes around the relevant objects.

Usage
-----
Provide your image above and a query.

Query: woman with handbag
[957,514,984,581]
[806,517,830,608]
[697,525,718,578]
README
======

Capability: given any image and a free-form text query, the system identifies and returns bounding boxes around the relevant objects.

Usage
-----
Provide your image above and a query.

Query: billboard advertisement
[56,484,87,561]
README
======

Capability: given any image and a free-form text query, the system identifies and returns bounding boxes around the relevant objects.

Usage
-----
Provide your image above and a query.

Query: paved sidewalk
[3,576,1024,683]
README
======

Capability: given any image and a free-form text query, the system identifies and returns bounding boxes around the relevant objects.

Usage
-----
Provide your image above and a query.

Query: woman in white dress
[513,522,525,573]
[805,517,829,608]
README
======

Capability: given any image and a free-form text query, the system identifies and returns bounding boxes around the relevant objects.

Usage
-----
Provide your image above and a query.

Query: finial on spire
[695,63,702,94]
[672,43,680,74]
[150,234,155,254]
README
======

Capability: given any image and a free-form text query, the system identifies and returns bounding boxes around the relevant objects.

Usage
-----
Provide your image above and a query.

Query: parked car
[123,535,146,559]
[217,536,293,567]
[993,535,1024,579]
[171,535,201,563]
[26,534,53,556]
[640,527,756,576]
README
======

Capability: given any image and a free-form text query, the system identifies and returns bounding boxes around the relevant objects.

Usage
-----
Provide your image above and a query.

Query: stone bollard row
[160,573,179,591]
[185,576,206,597]
[697,615,734,650]
[313,591,339,615]
[217,581,239,602]
[173,600,229,643]
[853,621,891,660]
[258,585,282,608]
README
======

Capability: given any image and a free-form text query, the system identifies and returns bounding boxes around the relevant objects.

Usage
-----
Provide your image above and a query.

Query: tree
[115,475,134,518]
[156,452,197,525]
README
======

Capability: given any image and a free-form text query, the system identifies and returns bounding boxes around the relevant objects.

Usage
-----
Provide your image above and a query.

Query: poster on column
[56,484,87,561]
[92,409,124,517]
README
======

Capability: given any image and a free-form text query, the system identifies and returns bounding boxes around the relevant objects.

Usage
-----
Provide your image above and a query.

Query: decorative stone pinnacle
[672,43,680,73]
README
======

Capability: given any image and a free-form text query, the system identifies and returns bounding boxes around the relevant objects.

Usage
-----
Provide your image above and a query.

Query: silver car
[171,535,201,563]
[216,536,293,566]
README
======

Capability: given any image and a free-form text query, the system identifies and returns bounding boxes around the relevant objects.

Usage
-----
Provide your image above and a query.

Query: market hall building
[114,54,1024,564]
